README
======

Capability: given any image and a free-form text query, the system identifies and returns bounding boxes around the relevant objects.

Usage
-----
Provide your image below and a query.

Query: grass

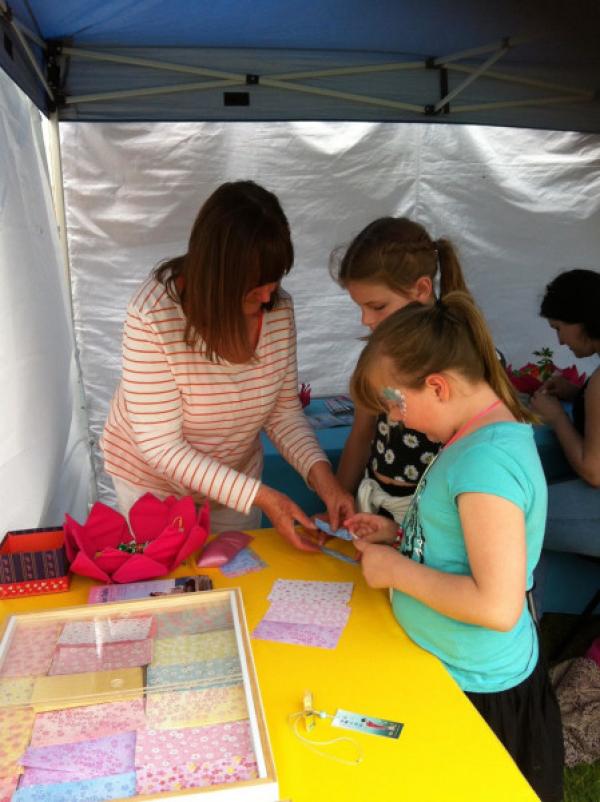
[539,613,600,802]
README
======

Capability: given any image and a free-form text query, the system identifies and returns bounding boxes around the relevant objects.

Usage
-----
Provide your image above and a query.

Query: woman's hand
[253,484,321,552]
[541,374,580,401]
[345,513,397,544]
[531,390,567,425]
[354,539,400,588]
[308,461,355,529]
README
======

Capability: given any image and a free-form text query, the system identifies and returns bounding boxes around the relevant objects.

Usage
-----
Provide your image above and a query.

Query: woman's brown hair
[332,217,469,298]
[154,180,293,362]
[351,291,536,424]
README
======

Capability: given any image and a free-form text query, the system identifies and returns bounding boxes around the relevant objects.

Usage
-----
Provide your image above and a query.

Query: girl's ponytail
[436,239,470,298]
[442,293,537,424]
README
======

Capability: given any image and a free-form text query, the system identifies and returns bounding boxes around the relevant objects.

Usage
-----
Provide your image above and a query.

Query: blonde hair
[351,291,536,424]
[332,217,469,298]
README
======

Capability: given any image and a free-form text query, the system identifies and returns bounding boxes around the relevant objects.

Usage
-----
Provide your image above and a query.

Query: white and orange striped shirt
[101,279,327,514]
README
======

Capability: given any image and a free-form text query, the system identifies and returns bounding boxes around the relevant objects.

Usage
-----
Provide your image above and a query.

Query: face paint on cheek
[382,386,407,417]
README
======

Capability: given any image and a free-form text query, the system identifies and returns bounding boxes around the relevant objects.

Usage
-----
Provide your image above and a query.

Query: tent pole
[447,63,590,98]
[0,2,54,100]
[66,78,241,106]
[47,110,98,505]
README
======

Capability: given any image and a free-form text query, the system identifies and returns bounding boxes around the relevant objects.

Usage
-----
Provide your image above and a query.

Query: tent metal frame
[0,1,592,119]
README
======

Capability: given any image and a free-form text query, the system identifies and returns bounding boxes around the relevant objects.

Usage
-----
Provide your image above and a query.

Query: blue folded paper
[314,518,355,542]
[13,771,136,802]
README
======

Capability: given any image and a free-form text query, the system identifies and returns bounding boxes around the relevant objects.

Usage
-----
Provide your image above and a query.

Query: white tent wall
[0,70,92,530]
[59,121,600,506]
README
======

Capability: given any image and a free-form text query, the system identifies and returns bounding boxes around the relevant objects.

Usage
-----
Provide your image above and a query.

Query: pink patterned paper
[58,616,153,645]
[136,753,258,795]
[48,638,153,675]
[135,719,254,774]
[264,600,351,628]
[154,603,233,638]
[30,698,146,748]
[21,730,136,786]
[0,623,61,678]
[252,619,344,649]
[268,579,354,606]
[145,684,247,730]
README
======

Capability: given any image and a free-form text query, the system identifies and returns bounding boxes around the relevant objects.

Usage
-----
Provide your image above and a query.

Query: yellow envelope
[31,667,143,712]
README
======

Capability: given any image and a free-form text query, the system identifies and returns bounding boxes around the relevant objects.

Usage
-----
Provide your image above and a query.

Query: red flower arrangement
[507,347,587,395]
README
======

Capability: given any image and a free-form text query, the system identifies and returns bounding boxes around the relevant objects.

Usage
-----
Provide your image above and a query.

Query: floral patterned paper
[135,719,257,794]
[264,600,351,628]
[252,619,344,650]
[48,639,153,675]
[21,731,136,785]
[154,604,233,639]
[219,548,266,577]
[30,699,146,748]
[147,656,242,690]
[0,773,19,802]
[145,683,248,729]
[0,677,35,706]
[0,624,61,678]
[151,629,238,666]
[12,770,137,802]
[267,579,354,605]
[58,616,153,645]
[135,753,258,795]
[0,706,34,776]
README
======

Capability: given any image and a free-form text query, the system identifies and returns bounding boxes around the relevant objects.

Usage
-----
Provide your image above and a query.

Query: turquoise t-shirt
[392,422,547,693]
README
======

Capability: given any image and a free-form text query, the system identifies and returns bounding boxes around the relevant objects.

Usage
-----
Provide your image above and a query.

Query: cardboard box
[0,527,69,598]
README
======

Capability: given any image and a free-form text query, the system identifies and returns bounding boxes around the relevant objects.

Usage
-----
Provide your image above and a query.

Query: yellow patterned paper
[151,629,238,667]
[145,683,248,730]
[0,705,34,776]
[31,667,144,712]
[0,677,35,707]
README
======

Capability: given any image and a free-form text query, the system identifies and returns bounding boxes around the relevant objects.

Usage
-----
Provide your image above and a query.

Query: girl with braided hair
[333,217,489,520]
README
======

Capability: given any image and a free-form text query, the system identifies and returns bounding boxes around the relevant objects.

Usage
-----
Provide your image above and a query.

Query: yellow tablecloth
[0,528,539,802]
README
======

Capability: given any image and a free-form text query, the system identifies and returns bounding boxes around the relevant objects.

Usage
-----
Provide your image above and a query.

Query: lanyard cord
[444,398,503,449]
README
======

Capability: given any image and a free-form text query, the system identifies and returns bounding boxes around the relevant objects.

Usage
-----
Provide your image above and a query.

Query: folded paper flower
[64,494,210,583]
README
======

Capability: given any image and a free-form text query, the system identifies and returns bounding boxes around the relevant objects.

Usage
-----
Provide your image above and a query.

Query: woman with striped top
[102,181,353,549]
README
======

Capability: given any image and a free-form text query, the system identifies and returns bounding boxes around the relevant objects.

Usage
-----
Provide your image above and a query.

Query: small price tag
[332,709,404,739]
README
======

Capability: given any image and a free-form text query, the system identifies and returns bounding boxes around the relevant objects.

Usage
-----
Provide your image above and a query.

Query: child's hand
[354,539,399,588]
[344,513,397,544]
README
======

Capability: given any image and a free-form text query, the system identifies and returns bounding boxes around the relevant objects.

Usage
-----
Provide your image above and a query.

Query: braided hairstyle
[332,217,470,299]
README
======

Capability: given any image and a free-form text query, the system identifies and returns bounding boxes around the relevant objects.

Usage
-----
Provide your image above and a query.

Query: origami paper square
[154,601,233,638]
[147,656,242,690]
[151,629,238,666]
[58,616,154,645]
[0,706,35,776]
[21,731,136,786]
[30,699,146,748]
[267,579,354,606]
[0,773,19,802]
[252,619,344,650]
[12,770,137,802]
[0,623,61,678]
[264,600,351,628]
[220,547,266,577]
[145,683,248,730]
[136,753,258,795]
[49,639,153,675]
[0,676,35,706]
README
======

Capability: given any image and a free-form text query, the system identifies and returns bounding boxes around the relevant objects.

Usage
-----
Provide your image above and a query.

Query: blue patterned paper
[13,771,136,802]
[220,547,266,577]
[147,656,242,689]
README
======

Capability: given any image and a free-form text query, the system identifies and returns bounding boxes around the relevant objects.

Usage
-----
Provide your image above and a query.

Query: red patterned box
[0,527,70,598]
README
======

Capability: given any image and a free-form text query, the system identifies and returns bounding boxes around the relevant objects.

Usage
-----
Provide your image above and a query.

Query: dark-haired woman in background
[531,269,600,557]
[102,180,353,549]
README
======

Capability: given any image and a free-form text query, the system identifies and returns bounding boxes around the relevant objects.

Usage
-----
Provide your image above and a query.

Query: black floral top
[367,414,441,491]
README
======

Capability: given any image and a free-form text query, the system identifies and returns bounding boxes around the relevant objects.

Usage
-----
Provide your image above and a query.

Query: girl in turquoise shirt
[346,292,563,802]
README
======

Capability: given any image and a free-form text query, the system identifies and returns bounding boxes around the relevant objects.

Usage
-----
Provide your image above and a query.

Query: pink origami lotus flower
[64,494,210,583]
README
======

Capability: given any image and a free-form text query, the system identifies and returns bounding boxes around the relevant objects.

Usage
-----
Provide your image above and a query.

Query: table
[0,530,538,802]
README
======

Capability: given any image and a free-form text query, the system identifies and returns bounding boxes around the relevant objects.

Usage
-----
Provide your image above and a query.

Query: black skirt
[466,655,564,802]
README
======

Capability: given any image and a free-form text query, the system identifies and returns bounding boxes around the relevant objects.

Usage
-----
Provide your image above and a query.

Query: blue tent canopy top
[1,0,599,130]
